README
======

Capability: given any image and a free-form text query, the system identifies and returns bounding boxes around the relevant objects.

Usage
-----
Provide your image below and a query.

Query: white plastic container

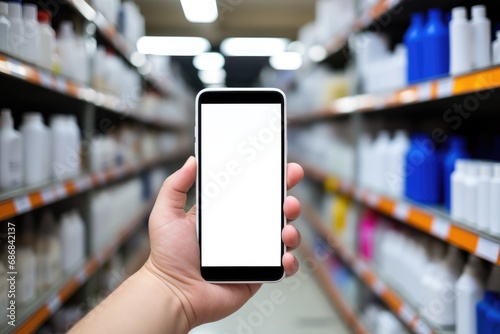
[17,215,36,304]
[386,130,410,197]
[489,163,500,236]
[451,159,467,220]
[456,255,485,334]
[57,21,77,80]
[463,161,479,226]
[450,7,472,75]
[470,5,491,70]
[372,131,390,192]
[36,210,62,291]
[50,115,77,180]
[7,1,22,57]
[37,10,55,70]
[20,112,50,185]
[477,162,492,231]
[493,31,500,66]
[21,4,38,64]
[0,109,23,189]
[66,115,81,176]
[375,311,405,334]
[0,2,10,53]
[59,210,86,271]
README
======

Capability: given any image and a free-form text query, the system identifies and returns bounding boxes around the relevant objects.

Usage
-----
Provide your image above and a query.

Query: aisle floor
[190,258,350,334]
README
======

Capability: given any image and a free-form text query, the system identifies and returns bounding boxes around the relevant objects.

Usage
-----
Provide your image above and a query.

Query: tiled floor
[189,259,350,334]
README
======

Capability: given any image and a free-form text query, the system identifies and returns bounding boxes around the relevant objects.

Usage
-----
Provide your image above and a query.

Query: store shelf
[9,198,154,334]
[290,66,500,124]
[302,202,437,334]
[299,242,370,334]
[0,150,189,222]
[0,55,184,130]
[297,160,500,267]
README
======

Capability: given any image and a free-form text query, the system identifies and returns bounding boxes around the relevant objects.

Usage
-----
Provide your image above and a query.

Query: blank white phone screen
[201,103,283,267]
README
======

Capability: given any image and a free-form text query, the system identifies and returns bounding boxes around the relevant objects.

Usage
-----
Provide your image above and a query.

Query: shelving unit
[301,202,438,334]
[299,242,370,334]
[7,199,154,334]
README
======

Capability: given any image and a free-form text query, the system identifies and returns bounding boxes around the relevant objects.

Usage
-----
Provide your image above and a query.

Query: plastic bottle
[450,7,472,75]
[66,115,81,176]
[490,163,500,236]
[485,298,500,334]
[37,10,55,70]
[17,214,36,304]
[20,112,50,185]
[0,109,22,189]
[477,291,500,334]
[0,2,10,53]
[477,162,493,231]
[404,12,425,83]
[463,161,480,227]
[443,137,469,211]
[375,310,405,334]
[451,159,467,220]
[372,131,390,192]
[493,31,500,66]
[21,3,38,64]
[386,130,410,197]
[456,255,486,334]
[7,0,22,57]
[36,210,61,291]
[359,210,377,264]
[470,5,491,70]
[57,21,76,80]
[59,210,86,271]
[421,246,464,327]
[420,239,446,307]
[423,8,449,78]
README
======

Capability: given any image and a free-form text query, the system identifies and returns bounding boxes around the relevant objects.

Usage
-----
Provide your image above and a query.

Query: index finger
[287,163,304,190]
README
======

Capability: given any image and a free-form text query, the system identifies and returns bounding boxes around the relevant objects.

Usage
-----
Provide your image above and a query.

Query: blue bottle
[477,292,498,334]
[405,134,442,204]
[485,294,500,334]
[422,9,450,79]
[443,136,469,211]
[404,13,425,84]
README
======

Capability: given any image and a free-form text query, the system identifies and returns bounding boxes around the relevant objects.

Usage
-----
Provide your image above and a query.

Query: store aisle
[190,253,350,334]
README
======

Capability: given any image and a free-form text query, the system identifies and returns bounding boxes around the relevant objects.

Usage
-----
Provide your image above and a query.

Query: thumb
[152,156,196,219]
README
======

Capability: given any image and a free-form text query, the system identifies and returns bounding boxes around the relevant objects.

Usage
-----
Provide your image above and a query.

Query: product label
[437,78,454,98]
[418,82,432,101]
[430,217,451,239]
[13,196,31,214]
[475,238,500,262]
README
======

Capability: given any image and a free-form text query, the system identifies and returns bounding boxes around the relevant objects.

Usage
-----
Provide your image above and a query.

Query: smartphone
[195,88,287,283]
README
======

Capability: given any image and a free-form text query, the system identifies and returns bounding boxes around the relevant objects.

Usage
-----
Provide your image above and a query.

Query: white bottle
[420,239,446,307]
[36,210,62,291]
[489,163,500,236]
[451,160,467,220]
[477,162,493,231]
[7,0,22,57]
[37,10,55,70]
[463,161,479,227]
[0,2,10,53]
[21,4,38,64]
[450,7,472,75]
[0,109,22,189]
[386,130,410,197]
[20,112,50,185]
[50,115,70,180]
[421,246,464,327]
[59,210,86,271]
[17,215,36,304]
[372,131,390,192]
[376,311,405,334]
[456,255,485,334]
[493,31,500,66]
[66,115,81,176]
[471,5,491,70]
[57,21,76,80]
[71,210,86,266]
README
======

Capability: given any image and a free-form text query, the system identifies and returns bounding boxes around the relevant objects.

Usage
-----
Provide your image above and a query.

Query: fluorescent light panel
[221,38,290,57]
[137,36,210,56]
[269,52,302,70]
[180,0,218,23]
[193,52,225,71]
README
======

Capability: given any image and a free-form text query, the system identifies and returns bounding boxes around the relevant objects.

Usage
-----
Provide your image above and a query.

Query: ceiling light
[180,0,218,23]
[269,52,303,70]
[137,36,210,56]
[220,38,290,57]
[198,69,226,85]
[308,45,328,62]
[193,52,225,71]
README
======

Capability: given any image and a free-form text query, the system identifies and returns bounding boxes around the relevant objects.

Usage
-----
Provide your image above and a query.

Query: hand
[143,156,304,329]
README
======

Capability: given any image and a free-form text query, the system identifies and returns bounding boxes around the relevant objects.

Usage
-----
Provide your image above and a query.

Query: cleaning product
[0,109,22,189]
[17,214,37,304]
[66,115,81,176]
[422,8,449,78]
[359,210,377,264]
[404,12,425,83]
[451,159,467,220]
[470,5,491,70]
[450,7,472,75]
[456,255,486,334]
[371,131,390,192]
[7,0,23,58]
[420,239,446,307]
[490,164,500,236]
[37,9,55,70]
[21,3,38,64]
[485,295,500,334]
[386,130,410,197]
[36,210,62,292]
[50,115,69,180]
[477,162,493,231]
[476,291,500,334]
[59,210,86,271]
[57,21,77,80]
[493,31,500,66]
[20,112,50,185]
[0,2,10,53]
[464,161,480,227]
[443,137,469,211]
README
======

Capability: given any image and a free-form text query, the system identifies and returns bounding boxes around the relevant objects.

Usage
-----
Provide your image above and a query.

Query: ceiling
[135,0,316,89]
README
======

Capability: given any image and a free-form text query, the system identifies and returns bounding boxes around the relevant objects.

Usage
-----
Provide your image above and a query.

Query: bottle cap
[472,5,486,18]
[455,159,468,173]
[0,2,8,16]
[7,1,21,19]
[1,108,13,128]
[23,4,37,20]
[37,9,51,24]
[59,21,74,39]
[479,161,493,177]
[452,7,467,20]
[428,8,442,21]
[24,112,43,123]
[493,163,500,178]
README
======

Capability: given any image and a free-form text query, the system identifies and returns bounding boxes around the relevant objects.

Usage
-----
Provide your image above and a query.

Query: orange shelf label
[453,68,500,94]
[377,197,396,215]
[407,208,433,232]
[448,225,479,253]
[0,201,16,220]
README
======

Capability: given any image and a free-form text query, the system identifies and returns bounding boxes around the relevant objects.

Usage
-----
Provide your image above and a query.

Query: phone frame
[195,88,287,283]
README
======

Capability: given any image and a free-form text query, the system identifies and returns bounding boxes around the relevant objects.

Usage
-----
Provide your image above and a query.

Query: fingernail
[183,156,194,167]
